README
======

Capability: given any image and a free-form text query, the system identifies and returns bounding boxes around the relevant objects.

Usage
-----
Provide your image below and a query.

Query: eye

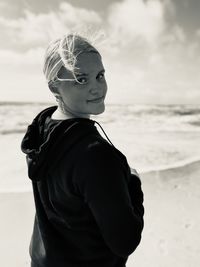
[76,77,88,84]
[97,72,105,80]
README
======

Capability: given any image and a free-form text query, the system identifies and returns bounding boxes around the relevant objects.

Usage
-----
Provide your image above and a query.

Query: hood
[21,105,99,182]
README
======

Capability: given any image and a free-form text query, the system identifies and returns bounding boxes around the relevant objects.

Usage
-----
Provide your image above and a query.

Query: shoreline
[140,157,200,173]
[0,158,200,193]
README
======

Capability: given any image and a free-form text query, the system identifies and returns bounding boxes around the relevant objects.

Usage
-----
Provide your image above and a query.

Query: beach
[128,160,200,267]
[1,158,200,266]
[0,192,34,267]
[0,102,200,266]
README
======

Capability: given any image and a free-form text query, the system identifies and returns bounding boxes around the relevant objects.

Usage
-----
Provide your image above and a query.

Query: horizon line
[0,100,199,106]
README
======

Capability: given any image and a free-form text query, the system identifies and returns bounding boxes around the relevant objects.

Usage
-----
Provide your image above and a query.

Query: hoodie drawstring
[94,121,115,147]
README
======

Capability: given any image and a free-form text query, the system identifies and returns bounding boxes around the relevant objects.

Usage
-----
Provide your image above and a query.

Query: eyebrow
[75,69,105,76]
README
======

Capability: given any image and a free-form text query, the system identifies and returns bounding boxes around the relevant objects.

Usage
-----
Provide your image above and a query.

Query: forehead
[58,52,104,79]
[75,52,103,74]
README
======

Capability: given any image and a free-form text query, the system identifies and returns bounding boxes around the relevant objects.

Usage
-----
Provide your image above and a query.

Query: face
[55,52,107,118]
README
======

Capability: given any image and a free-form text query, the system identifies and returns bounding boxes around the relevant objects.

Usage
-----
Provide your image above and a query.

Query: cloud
[196,28,200,37]
[107,0,165,47]
[0,2,102,50]
[0,48,53,103]
[0,1,104,102]
[0,2,7,8]
[0,48,43,69]
[101,0,200,104]
[0,0,200,104]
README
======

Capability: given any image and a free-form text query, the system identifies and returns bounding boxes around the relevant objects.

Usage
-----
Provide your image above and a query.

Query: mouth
[87,96,105,103]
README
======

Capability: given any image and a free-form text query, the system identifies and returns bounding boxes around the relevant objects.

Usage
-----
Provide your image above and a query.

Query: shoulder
[78,133,116,158]
[76,133,130,175]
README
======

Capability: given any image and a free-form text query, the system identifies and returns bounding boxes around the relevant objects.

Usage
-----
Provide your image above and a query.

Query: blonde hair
[43,34,100,84]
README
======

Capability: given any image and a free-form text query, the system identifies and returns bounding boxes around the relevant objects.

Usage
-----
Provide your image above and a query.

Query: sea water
[0,101,200,191]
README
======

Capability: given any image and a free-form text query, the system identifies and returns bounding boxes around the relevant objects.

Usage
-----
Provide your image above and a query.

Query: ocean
[0,101,200,191]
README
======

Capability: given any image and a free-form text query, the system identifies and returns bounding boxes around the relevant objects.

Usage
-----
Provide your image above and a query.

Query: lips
[87,96,105,102]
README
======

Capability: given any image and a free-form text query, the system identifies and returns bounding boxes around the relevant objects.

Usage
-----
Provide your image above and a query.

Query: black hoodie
[21,105,144,267]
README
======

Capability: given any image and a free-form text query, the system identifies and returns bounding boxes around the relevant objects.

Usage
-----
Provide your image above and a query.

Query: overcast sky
[0,0,200,104]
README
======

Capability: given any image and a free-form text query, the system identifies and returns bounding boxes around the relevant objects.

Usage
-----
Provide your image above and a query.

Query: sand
[0,160,200,267]
[0,192,34,266]
[128,160,200,267]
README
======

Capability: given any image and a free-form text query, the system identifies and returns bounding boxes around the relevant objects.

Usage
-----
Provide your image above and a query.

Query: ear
[48,81,59,95]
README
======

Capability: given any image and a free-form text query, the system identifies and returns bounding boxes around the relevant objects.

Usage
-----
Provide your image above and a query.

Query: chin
[91,104,105,115]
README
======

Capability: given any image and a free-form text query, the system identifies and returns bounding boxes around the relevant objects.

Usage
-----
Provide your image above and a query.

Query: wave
[0,129,26,135]
[1,158,200,193]
[0,100,53,106]
[141,157,200,176]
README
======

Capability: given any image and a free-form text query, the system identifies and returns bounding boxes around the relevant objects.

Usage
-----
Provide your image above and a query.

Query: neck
[52,105,90,120]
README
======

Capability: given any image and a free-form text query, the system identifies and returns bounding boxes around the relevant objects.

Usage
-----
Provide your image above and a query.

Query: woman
[21,33,144,267]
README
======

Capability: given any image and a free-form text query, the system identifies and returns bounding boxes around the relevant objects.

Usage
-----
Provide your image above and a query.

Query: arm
[128,168,144,225]
[74,142,143,258]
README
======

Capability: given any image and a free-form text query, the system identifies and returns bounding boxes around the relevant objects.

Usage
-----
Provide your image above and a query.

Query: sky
[0,0,200,104]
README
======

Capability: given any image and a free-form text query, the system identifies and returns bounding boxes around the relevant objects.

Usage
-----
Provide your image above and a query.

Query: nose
[90,87,100,95]
[89,80,107,96]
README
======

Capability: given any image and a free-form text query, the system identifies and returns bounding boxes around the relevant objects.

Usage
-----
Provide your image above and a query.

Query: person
[21,33,144,267]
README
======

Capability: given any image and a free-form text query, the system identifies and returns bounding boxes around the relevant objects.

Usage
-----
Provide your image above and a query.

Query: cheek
[72,91,88,105]
[60,87,78,101]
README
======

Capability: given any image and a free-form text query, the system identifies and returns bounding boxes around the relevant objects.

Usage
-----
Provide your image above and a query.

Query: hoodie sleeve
[128,170,144,225]
[73,141,144,258]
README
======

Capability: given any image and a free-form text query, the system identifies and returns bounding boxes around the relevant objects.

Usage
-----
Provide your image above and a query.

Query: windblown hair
[43,34,100,84]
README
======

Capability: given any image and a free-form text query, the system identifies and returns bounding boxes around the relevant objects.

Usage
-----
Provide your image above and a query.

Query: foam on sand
[140,158,200,188]
[141,157,200,175]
